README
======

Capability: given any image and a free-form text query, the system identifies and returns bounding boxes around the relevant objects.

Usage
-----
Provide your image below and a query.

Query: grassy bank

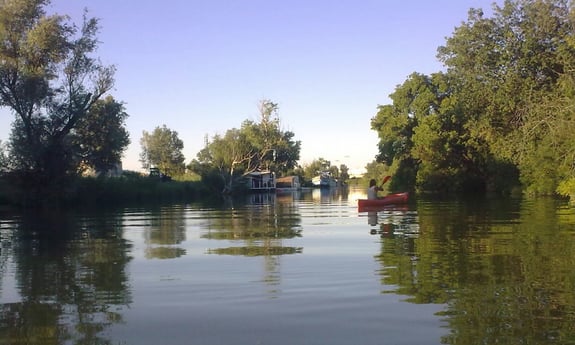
[0,172,214,209]
[72,174,209,205]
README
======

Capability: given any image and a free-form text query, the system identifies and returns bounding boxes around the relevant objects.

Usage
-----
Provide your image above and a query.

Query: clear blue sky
[0,0,500,175]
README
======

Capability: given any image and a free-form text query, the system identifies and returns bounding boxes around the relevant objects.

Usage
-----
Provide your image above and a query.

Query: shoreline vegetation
[0,170,571,211]
[3,1,575,206]
[0,171,366,210]
[0,171,214,210]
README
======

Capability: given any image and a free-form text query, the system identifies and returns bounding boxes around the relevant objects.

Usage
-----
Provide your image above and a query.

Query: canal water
[1,188,575,345]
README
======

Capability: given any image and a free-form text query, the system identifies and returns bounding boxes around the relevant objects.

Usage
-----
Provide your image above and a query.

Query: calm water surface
[1,188,575,345]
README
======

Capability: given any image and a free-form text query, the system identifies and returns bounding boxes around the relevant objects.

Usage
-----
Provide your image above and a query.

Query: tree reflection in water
[143,205,187,259]
[374,197,575,345]
[0,208,132,345]
[202,192,304,294]
[2,193,575,345]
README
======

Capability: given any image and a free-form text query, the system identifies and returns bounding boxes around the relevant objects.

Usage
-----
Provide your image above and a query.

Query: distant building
[276,175,301,192]
[245,171,275,191]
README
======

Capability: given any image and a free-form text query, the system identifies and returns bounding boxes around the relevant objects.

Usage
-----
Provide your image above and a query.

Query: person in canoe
[368,179,383,200]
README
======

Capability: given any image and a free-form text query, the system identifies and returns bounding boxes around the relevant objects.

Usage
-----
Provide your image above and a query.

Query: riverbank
[0,171,212,209]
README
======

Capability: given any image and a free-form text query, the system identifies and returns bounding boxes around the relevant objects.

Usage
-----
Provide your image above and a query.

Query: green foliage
[302,158,331,181]
[0,140,8,172]
[557,177,575,200]
[189,99,301,193]
[438,0,575,195]
[69,173,207,206]
[139,125,185,178]
[0,0,117,202]
[300,157,348,186]
[238,100,301,174]
[363,160,390,189]
[0,170,208,207]
[371,103,412,166]
[364,160,389,180]
[373,0,575,198]
[74,96,130,174]
[339,164,350,184]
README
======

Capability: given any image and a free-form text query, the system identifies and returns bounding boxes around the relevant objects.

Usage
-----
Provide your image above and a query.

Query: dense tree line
[371,0,575,198]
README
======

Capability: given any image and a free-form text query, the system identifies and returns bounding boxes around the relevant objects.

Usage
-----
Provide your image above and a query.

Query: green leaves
[0,0,118,201]
[189,99,301,193]
[140,125,185,177]
[75,96,130,174]
[375,0,575,196]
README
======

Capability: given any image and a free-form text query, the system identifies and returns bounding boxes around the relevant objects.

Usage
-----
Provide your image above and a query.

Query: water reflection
[245,187,350,206]
[366,206,419,238]
[202,192,305,291]
[0,209,132,345]
[374,197,575,345]
[1,193,575,345]
[143,205,187,259]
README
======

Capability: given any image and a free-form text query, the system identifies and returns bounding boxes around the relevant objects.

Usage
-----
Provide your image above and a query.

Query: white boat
[312,172,337,188]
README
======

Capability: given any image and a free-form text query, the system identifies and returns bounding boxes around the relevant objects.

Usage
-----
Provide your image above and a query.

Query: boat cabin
[276,175,301,191]
[245,171,275,191]
[312,171,337,188]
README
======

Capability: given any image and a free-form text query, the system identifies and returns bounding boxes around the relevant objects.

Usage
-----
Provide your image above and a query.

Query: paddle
[377,176,392,197]
[381,175,391,187]
[371,176,392,197]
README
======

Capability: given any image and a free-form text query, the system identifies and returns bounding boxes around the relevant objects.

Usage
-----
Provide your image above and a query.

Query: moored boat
[358,192,409,211]
[312,171,337,188]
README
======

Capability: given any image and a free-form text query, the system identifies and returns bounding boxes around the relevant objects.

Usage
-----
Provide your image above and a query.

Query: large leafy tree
[302,158,331,181]
[437,0,575,195]
[139,125,185,177]
[373,0,575,196]
[241,100,301,174]
[374,72,489,193]
[193,128,254,193]
[190,100,301,193]
[0,0,115,197]
[74,96,130,174]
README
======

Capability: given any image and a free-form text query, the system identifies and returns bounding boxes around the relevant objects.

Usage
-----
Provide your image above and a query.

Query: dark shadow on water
[0,207,133,345]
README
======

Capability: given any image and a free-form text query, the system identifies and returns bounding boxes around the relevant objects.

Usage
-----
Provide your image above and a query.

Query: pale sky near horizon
[0,0,500,175]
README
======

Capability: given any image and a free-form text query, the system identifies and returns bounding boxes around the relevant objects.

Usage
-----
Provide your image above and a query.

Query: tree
[374,72,489,193]
[436,0,575,195]
[0,0,115,199]
[140,125,185,177]
[190,100,301,193]
[0,140,8,173]
[74,96,130,174]
[195,128,254,193]
[339,164,350,184]
[364,160,390,183]
[372,0,575,196]
[240,100,301,174]
[302,158,331,181]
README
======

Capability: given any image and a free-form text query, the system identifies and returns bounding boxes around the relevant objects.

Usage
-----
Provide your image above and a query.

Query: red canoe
[358,192,409,211]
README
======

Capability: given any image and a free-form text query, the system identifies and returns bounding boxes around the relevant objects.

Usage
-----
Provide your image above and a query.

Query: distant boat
[312,171,337,188]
